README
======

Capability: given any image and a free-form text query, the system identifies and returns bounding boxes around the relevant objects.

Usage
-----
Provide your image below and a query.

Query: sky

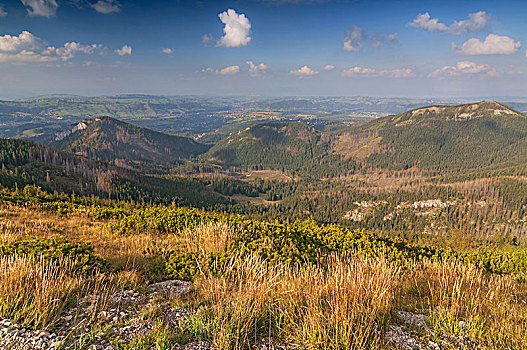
[0,0,526,99]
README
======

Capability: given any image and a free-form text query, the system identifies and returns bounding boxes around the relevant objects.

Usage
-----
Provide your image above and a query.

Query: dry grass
[0,254,135,330]
[180,222,236,255]
[4,202,527,348]
[406,259,527,349]
[189,252,399,349]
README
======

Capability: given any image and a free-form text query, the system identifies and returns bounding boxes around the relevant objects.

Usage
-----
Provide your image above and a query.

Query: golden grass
[4,202,527,348]
[190,252,399,349]
[406,259,527,349]
[180,222,236,255]
[0,254,135,330]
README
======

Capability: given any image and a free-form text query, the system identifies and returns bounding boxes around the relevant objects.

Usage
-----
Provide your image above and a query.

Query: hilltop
[50,116,210,171]
[204,121,357,178]
[335,101,527,175]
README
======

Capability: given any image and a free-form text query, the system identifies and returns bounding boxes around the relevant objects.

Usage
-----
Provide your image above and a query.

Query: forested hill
[0,138,228,207]
[336,101,527,176]
[49,116,210,170]
[204,122,357,178]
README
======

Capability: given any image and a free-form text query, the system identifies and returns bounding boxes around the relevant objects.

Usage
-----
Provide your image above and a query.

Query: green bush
[0,237,107,272]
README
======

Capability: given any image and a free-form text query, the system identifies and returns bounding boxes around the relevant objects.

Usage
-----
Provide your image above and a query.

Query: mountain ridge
[49,116,210,170]
[337,101,527,174]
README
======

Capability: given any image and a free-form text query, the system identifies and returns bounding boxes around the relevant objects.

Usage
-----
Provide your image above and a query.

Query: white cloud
[162,48,173,54]
[290,65,319,76]
[90,0,120,14]
[408,11,491,35]
[247,61,267,76]
[525,49,527,59]
[0,50,54,63]
[343,25,364,52]
[216,65,240,75]
[44,42,103,61]
[217,9,252,47]
[388,32,398,41]
[201,67,213,73]
[0,31,103,63]
[0,31,44,53]
[0,4,7,17]
[383,68,415,78]
[342,66,414,78]
[429,61,499,78]
[20,0,58,17]
[323,64,335,71]
[114,44,132,56]
[456,34,521,55]
[342,67,376,76]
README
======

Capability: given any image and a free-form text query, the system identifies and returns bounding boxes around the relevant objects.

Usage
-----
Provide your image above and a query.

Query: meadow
[1,185,527,349]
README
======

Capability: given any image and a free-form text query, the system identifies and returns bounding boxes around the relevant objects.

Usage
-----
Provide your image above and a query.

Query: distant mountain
[336,101,527,175]
[204,121,357,178]
[49,116,210,170]
[0,138,228,207]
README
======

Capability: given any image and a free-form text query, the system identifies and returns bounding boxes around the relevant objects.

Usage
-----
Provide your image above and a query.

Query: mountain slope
[50,116,210,170]
[0,138,228,208]
[204,122,357,178]
[335,101,527,175]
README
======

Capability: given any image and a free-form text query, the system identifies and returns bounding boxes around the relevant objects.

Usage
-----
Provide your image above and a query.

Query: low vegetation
[1,184,527,348]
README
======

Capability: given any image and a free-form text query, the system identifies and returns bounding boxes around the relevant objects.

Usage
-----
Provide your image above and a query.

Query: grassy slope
[1,190,527,348]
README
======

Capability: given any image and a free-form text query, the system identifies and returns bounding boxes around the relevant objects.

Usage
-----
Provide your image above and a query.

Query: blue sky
[0,0,525,99]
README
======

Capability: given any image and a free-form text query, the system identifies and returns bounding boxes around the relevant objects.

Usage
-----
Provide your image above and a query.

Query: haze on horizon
[0,0,526,99]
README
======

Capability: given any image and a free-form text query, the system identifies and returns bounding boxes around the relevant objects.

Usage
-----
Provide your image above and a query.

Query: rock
[167,307,194,328]
[150,280,191,298]
[385,324,425,350]
[179,340,213,349]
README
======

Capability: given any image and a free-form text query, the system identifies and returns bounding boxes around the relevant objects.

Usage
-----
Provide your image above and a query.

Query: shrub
[0,236,107,273]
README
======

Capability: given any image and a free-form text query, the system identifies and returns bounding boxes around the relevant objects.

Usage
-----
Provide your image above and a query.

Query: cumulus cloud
[201,67,213,73]
[0,30,103,63]
[408,11,491,35]
[114,44,131,56]
[217,9,251,47]
[455,34,521,55]
[323,64,335,71]
[90,0,120,14]
[429,61,499,78]
[20,0,58,17]
[162,48,173,54]
[290,65,319,76]
[43,42,103,61]
[343,25,364,52]
[0,31,44,53]
[342,66,414,78]
[216,65,240,75]
[388,32,398,41]
[247,61,267,76]
[0,4,7,17]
